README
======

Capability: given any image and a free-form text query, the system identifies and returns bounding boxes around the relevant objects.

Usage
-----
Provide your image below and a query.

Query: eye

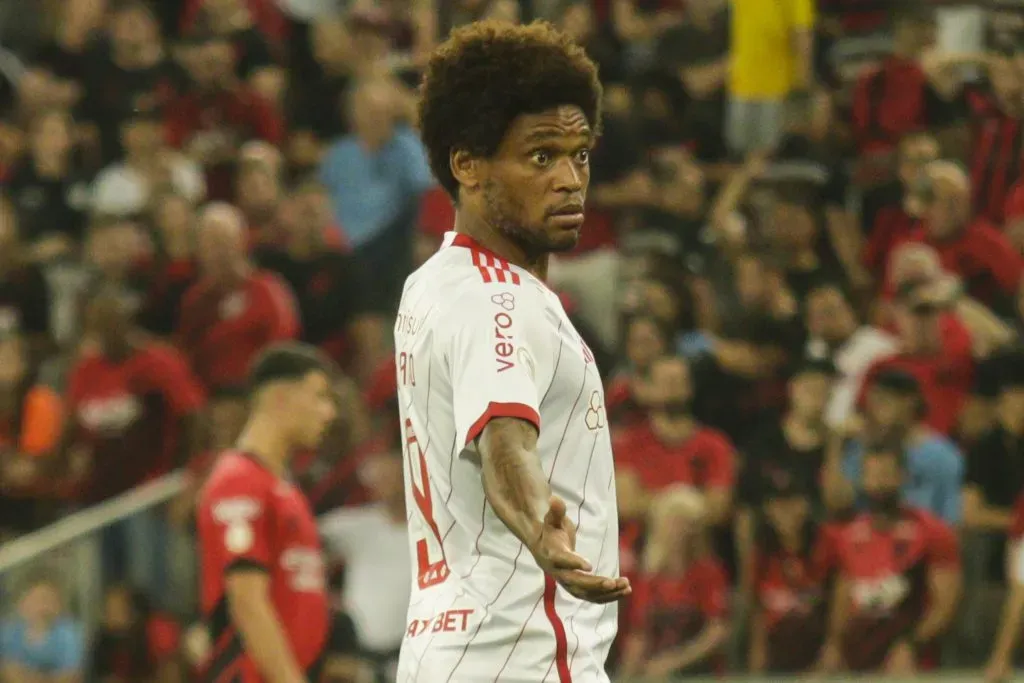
[530,150,552,166]
[574,148,590,165]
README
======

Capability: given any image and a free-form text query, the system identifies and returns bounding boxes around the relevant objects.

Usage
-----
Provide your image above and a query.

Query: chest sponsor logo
[78,395,143,435]
[220,292,248,320]
[212,496,262,555]
[585,389,606,431]
[851,574,909,613]
[405,608,475,638]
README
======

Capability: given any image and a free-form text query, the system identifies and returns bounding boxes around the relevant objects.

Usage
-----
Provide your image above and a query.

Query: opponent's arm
[226,570,307,683]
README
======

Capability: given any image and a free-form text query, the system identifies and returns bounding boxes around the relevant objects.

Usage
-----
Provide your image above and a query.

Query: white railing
[0,471,189,646]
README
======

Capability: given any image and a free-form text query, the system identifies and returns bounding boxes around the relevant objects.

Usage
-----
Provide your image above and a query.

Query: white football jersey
[393,232,620,683]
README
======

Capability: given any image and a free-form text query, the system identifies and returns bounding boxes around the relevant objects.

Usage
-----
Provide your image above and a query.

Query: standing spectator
[320,451,410,683]
[92,584,183,683]
[81,0,181,164]
[0,198,53,355]
[169,30,284,201]
[91,104,206,218]
[819,447,961,675]
[825,369,963,523]
[0,328,65,534]
[5,108,89,258]
[963,358,1024,534]
[195,0,285,104]
[606,314,672,428]
[748,477,831,674]
[67,283,206,592]
[619,486,731,679]
[255,179,385,379]
[805,284,898,430]
[319,77,432,306]
[175,202,299,391]
[234,142,284,244]
[28,0,107,113]
[140,191,200,337]
[727,0,814,154]
[0,575,84,683]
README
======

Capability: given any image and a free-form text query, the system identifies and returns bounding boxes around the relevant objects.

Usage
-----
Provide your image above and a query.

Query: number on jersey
[404,418,450,589]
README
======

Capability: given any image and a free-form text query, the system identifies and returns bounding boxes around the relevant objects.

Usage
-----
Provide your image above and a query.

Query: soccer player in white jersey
[392,19,631,683]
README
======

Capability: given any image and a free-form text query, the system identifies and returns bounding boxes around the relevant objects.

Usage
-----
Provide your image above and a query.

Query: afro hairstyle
[417,20,603,199]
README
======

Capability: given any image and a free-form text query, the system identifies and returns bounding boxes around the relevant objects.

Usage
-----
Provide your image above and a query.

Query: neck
[779,528,803,554]
[287,236,319,260]
[651,414,695,442]
[102,334,137,361]
[114,44,159,69]
[453,210,549,280]
[213,262,251,289]
[384,497,405,522]
[236,418,292,478]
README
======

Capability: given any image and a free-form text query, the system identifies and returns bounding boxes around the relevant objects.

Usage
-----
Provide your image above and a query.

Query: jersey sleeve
[447,287,553,448]
[199,467,276,572]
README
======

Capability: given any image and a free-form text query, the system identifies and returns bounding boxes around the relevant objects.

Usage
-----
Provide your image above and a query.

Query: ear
[450,149,481,192]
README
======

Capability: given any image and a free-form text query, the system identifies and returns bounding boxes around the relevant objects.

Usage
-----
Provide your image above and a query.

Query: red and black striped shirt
[965,85,1024,224]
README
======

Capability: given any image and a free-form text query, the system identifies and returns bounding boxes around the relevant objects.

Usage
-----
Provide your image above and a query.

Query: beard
[482,179,579,255]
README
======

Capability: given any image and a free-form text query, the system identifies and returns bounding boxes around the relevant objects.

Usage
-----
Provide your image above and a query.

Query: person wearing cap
[91,101,206,218]
[748,474,833,674]
[824,367,962,524]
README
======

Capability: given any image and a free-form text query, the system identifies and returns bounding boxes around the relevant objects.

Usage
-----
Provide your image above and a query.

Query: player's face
[480,106,594,254]
[287,371,338,448]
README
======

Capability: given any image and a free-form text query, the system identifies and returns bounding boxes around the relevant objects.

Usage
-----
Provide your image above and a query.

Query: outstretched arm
[477,417,631,604]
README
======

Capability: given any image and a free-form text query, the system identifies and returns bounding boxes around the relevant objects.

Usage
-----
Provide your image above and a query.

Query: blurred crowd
[3,0,1024,681]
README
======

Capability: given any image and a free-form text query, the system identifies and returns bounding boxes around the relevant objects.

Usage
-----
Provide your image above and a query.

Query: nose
[552,157,583,194]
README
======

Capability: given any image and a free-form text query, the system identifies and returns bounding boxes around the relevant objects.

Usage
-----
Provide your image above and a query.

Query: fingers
[555,571,632,604]
[548,548,592,573]
[544,496,567,527]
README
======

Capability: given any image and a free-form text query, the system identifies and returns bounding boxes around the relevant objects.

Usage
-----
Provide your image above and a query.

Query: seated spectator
[6,107,89,259]
[175,202,299,391]
[606,314,672,428]
[736,359,834,583]
[140,192,200,337]
[91,104,206,219]
[92,584,182,683]
[820,446,961,675]
[805,284,897,429]
[80,0,181,165]
[884,161,1024,318]
[619,486,731,679]
[825,368,962,523]
[749,477,831,674]
[0,327,65,534]
[0,575,84,683]
[319,451,409,683]
[862,277,976,436]
[614,355,736,529]
[169,29,284,200]
[256,182,385,380]
[964,354,1024,534]
[0,197,53,357]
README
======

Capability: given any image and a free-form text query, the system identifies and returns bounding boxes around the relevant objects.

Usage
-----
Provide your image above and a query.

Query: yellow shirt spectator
[729,0,815,100]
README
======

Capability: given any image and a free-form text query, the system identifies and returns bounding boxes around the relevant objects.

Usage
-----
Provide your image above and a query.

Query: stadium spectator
[620,486,731,679]
[92,584,183,683]
[320,450,409,683]
[819,446,961,674]
[193,0,285,104]
[748,476,831,674]
[175,202,298,391]
[0,575,84,683]
[234,141,284,245]
[606,313,672,427]
[0,198,53,356]
[140,191,199,337]
[91,103,206,219]
[825,368,962,523]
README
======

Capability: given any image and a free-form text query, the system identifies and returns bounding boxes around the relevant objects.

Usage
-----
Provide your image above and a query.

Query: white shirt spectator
[91,155,205,217]
[808,326,899,429]
[320,503,411,653]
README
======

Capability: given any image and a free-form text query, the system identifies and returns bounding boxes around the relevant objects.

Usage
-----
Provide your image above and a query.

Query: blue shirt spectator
[843,432,964,524]
[1,578,83,683]
[319,109,433,249]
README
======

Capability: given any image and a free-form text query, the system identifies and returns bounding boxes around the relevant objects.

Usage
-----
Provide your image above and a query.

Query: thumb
[544,496,567,528]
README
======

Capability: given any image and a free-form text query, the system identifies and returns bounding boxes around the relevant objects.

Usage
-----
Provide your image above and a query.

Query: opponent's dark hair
[417,20,603,198]
[248,343,332,393]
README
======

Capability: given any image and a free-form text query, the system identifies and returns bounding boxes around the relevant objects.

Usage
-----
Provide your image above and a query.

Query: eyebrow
[524,129,593,144]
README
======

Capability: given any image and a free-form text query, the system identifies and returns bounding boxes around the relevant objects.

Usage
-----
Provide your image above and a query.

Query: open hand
[530,496,631,604]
